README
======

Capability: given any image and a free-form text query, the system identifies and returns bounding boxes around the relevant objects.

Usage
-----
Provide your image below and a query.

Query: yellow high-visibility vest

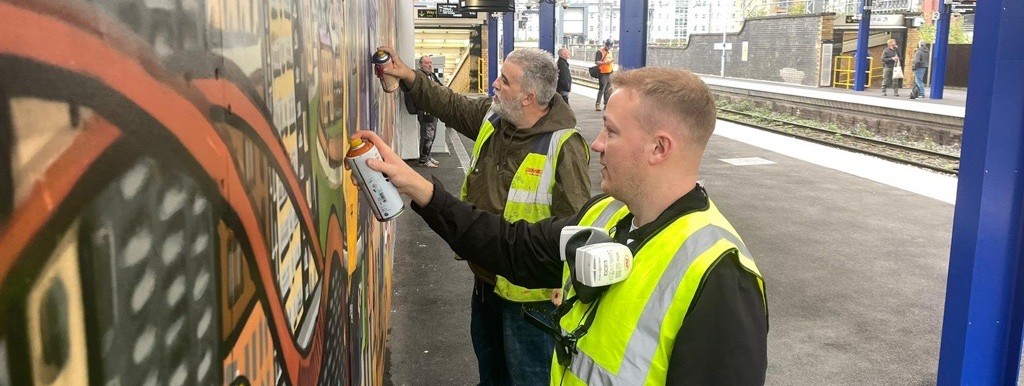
[461,113,584,302]
[551,196,767,385]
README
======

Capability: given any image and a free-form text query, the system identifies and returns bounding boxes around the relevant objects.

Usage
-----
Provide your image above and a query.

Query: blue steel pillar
[488,13,498,95]
[853,0,872,91]
[937,0,1024,383]
[617,0,648,69]
[539,2,555,54]
[503,12,514,59]
[929,2,952,100]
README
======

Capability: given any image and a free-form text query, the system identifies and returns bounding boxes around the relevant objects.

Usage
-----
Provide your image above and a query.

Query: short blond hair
[611,67,716,149]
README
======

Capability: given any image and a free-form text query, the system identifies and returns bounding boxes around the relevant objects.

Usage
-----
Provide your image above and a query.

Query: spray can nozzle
[371,50,391,64]
[371,50,400,93]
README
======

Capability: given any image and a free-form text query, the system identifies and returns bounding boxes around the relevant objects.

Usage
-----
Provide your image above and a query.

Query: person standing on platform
[594,39,614,111]
[375,45,592,386]
[416,55,445,167]
[881,39,902,97]
[557,48,572,103]
[910,41,929,100]
[352,66,769,385]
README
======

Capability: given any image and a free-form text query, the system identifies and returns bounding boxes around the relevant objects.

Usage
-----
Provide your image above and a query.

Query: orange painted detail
[0,5,319,384]
[192,79,326,265]
[0,114,120,283]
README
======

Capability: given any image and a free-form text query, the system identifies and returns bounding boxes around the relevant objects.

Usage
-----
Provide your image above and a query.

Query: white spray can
[346,138,404,221]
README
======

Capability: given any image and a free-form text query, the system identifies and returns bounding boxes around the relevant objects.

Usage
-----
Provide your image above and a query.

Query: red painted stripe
[0,115,120,280]
[192,79,325,267]
[0,4,318,384]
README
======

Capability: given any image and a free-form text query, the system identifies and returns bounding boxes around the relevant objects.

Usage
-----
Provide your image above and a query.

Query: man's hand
[351,130,435,206]
[376,46,417,85]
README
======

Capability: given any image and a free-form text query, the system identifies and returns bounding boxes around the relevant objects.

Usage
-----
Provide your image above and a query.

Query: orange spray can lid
[346,138,373,158]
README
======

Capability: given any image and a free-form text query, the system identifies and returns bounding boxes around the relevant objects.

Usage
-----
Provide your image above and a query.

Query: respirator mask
[559,227,634,304]
[521,226,635,366]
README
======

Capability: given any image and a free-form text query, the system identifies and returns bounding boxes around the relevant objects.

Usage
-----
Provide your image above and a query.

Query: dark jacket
[882,47,902,68]
[557,57,571,93]
[415,69,444,123]
[912,46,930,70]
[412,180,769,384]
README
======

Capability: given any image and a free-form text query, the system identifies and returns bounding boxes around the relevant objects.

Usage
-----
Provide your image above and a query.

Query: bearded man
[376,46,591,385]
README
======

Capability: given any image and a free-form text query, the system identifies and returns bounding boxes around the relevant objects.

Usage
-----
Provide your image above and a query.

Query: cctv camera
[525,3,532,9]
[561,2,568,9]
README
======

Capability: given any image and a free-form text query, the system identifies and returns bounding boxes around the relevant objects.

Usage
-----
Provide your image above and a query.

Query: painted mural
[0,0,399,384]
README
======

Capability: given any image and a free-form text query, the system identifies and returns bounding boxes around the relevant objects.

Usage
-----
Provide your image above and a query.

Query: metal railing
[821,0,918,13]
[477,57,487,93]
[744,0,815,17]
[833,55,880,89]
[739,0,919,17]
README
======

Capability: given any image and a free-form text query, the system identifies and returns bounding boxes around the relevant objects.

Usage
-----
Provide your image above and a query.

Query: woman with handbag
[881,39,903,97]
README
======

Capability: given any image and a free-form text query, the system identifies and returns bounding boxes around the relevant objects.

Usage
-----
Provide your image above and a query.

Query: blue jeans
[470,281,555,386]
[914,68,927,98]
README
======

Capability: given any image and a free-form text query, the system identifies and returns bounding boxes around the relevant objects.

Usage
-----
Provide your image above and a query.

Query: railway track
[718,108,960,175]
[569,71,959,175]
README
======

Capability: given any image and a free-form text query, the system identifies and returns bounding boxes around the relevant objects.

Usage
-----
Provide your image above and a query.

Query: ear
[523,92,536,106]
[649,131,674,165]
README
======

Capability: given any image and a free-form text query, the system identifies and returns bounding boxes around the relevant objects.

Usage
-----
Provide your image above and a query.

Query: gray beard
[490,97,525,127]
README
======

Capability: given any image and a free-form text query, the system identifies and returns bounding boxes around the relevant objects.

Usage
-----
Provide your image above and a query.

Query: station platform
[385,85,957,385]
[701,75,967,118]
[566,58,967,118]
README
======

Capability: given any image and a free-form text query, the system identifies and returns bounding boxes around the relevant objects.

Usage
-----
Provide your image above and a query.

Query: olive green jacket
[401,70,592,219]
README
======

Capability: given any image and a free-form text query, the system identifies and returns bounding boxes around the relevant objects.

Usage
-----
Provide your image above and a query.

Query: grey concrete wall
[649,14,827,86]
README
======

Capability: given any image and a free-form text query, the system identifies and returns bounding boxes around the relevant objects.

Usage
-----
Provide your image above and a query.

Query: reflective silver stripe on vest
[591,200,626,230]
[508,188,553,205]
[562,200,627,295]
[530,129,572,201]
[568,225,751,385]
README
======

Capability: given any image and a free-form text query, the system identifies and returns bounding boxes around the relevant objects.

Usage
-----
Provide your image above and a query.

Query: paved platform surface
[567,58,967,117]
[702,75,967,116]
[386,85,956,385]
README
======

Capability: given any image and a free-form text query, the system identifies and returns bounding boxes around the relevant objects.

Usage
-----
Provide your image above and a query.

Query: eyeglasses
[522,296,602,366]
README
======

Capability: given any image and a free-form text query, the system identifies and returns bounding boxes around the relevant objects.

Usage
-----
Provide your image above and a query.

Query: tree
[918,13,971,44]
[948,14,970,44]
[788,1,808,15]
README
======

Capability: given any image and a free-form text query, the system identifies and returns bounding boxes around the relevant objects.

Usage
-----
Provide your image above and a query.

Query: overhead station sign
[418,4,478,18]
[951,0,976,14]
[843,14,905,26]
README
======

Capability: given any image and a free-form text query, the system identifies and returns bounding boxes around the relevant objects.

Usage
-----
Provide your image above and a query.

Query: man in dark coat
[910,41,930,100]
[556,48,572,103]
[416,55,444,167]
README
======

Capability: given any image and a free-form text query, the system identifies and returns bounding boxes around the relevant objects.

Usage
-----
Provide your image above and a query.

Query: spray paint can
[371,50,401,93]
[346,138,404,221]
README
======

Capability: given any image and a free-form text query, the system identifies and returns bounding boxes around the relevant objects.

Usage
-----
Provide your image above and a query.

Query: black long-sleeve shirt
[882,47,902,68]
[557,57,572,93]
[412,178,768,384]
